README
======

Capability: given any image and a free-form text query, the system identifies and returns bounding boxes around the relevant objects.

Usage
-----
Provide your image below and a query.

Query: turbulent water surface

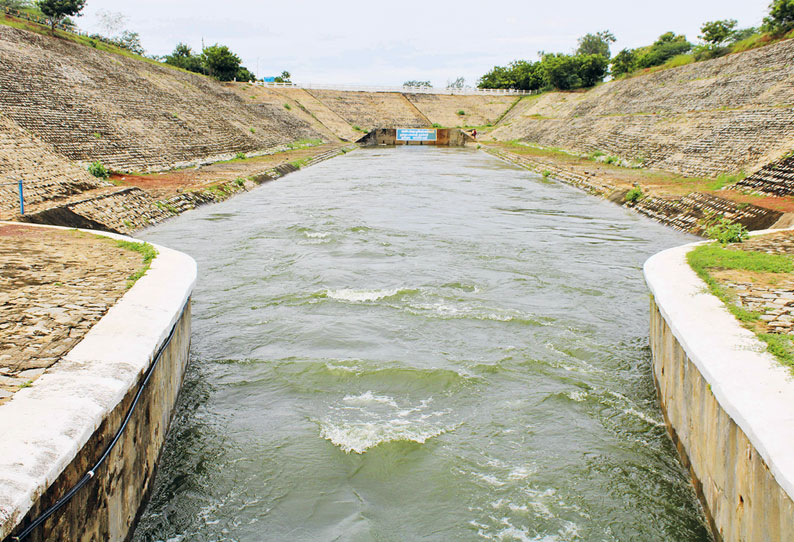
[135,147,710,541]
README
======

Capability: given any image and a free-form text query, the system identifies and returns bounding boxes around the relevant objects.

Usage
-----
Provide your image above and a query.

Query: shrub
[457,110,465,116]
[704,217,749,244]
[88,161,109,179]
[235,152,246,159]
[624,187,643,202]
[283,103,291,110]
[763,0,794,35]
[432,123,442,128]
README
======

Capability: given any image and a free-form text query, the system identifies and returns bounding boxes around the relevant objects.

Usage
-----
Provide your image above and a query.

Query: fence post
[18,179,24,215]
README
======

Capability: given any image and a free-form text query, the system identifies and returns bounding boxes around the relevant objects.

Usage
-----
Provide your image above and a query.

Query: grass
[289,158,309,168]
[708,171,746,191]
[687,242,794,367]
[114,240,158,288]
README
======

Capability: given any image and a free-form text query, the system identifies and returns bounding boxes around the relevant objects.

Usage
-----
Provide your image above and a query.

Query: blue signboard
[396,129,437,141]
[263,77,276,82]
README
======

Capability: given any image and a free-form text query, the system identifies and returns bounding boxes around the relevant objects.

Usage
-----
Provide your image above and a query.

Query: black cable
[11,311,183,541]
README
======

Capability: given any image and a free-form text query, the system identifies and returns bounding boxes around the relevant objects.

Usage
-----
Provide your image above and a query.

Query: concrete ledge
[644,231,794,540]
[0,224,196,541]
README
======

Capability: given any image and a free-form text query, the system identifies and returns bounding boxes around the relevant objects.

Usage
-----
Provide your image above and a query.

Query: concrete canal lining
[645,230,794,541]
[0,224,196,542]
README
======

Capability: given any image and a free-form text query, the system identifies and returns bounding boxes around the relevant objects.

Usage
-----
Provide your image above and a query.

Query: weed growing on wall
[114,240,157,288]
[705,217,749,244]
[88,161,109,179]
[624,186,644,203]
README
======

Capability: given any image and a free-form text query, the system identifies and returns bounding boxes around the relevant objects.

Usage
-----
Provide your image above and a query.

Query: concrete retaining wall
[645,237,794,541]
[0,226,196,542]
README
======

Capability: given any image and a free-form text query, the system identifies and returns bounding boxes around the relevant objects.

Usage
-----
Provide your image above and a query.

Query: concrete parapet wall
[645,238,794,541]
[0,226,197,542]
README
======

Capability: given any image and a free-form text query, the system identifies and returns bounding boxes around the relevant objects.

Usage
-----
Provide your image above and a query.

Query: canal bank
[646,231,794,542]
[0,224,196,542]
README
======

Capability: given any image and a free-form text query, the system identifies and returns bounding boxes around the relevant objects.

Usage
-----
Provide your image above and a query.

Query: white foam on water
[326,288,402,302]
[566,390,587,402]
[623,407,665,428]
[305,231,330,239]
[343,391,398,408]
[319,418,451,454]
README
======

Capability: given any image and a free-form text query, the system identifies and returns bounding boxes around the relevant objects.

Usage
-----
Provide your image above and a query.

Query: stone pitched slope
[490,39,794,178]
[306,90,430,130]
[404,94,517,128]
[0,26,324,174]
[729,153,794,197]
[262,87,362,142]
[0,113,109,214]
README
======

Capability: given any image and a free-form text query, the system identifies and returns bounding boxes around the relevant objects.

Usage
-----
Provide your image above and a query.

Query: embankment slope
[0,25,325,174]
[490,39,794,178]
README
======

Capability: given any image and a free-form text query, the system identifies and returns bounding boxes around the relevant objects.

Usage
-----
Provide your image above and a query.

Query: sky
[76,0,771,87]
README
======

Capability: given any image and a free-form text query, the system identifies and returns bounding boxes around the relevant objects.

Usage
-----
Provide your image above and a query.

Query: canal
[134,146,710,541]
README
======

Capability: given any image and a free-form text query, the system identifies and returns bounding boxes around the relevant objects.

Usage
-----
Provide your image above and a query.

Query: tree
[37,0,85,32]
[611,48,636,76]
[236,66,256,82]
[577,54,609,87]
[164,43,204,74]
[763,0,794,35]
[577,30,616,58]
[540,53,582,90]
[446,76,466,89]
[274,70,291,83]
[635,32,692,69]
[116,30,143,55]
[699,19,738,45]
[201,44,241,81]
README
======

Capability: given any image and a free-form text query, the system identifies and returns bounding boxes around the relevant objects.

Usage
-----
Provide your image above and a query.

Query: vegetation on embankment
[479,0,794,91]
[687,240,794,369]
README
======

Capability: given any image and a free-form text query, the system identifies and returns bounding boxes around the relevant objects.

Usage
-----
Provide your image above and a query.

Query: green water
[135,147,710,541]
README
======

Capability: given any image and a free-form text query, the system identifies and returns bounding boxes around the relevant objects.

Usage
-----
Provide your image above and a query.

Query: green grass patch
[115,240,158,288]
[708,171,746,191]
[758,334,794,368]
[290,158,309,169]
[688,244,793,275]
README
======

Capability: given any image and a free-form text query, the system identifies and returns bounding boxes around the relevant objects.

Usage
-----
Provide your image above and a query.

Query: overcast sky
[76,0,770,87]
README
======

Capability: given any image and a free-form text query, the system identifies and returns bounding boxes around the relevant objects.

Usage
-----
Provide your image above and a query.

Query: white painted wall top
[0,223,196,539]
[644,229,794,502]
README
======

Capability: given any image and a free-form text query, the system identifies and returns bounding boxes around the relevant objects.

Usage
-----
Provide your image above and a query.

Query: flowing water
[134,147,710,541]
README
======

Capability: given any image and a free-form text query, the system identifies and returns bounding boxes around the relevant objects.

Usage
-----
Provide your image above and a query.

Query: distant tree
[447,76,466,89]
[164,42,204,74]
[540,53,582,90]
[478,65,514,89]
[236,65,256,82]
[610,48,637,76]
[577,54,609,86]
[274,70,291,83]
[576,30,616,58]
[201,44,241,81]
[37,0,85,32]
[635,32,693,69]
[116,30,143,55]
[699,19,738,45]
[403,80,432,87]
[763,0,794,35]
[730,27,759,43]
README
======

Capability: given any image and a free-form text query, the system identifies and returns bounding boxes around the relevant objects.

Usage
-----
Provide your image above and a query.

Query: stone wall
[0,26,325,174]
[0,232,196,542]
[403,94,517,128]
[306,89,431,130]
[484,147,782,235]
[730,154,794,197]
[645,242,794,541]
[490,39,794,179]
[0,113,109,212]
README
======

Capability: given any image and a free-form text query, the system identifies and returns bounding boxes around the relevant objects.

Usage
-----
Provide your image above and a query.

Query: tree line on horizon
[478,0,794,92]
